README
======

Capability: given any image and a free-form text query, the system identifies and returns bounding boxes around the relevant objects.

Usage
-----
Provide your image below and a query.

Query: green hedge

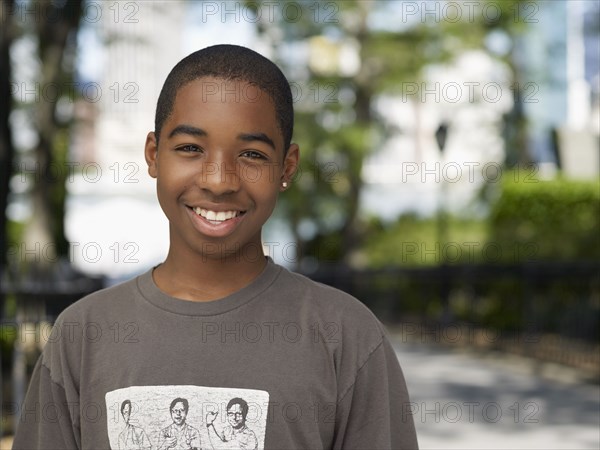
[489,173,600,263]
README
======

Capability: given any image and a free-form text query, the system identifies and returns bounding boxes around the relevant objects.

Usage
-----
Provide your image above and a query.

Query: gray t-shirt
[13,258,418,449]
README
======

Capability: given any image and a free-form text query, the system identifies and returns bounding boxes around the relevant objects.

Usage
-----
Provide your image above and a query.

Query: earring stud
[282,181,288,188]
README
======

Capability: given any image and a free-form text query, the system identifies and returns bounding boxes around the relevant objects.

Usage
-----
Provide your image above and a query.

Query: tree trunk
[1,0,16,303]
[24,0,83,265]
[339,2,371,265]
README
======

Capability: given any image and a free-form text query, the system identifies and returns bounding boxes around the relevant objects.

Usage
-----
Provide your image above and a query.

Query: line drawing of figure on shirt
[157,397,201,450]
[118,399,151,450]
[206,397,258,450]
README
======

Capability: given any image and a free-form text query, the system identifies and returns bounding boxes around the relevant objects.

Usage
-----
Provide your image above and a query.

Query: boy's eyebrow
[237,132,276,151]
[168,124,207,138]
[167,125,276,151]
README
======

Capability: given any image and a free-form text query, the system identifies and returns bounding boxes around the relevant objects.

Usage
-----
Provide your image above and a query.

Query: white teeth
[193,208,239,222]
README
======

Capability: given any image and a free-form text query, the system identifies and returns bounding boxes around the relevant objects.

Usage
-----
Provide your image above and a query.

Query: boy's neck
[152,251,268,302]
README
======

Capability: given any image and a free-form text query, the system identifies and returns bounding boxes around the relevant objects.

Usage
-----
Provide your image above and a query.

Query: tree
[251,0,532,267]
[3,0,83,275]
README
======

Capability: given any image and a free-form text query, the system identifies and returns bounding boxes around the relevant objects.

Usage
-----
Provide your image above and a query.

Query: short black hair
[155,44,294,151]
[227,397,249,419]
[170,397,189,414]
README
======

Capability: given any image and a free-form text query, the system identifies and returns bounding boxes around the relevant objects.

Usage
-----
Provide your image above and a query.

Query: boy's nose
[197,159,241,196]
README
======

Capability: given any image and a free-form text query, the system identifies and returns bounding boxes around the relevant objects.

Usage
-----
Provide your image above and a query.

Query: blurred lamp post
[435,122,451,325]
[435,122,449,260]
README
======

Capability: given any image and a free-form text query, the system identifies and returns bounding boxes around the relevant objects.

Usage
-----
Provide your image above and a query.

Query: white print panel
[105,385,269,450]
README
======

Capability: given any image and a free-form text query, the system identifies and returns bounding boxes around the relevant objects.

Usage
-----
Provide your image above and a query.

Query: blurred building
[67,2,187,278]
[520,0,599,179]
[556,0,600,179]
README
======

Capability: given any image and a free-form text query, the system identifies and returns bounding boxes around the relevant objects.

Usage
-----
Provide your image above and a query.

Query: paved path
[393,340,600,449]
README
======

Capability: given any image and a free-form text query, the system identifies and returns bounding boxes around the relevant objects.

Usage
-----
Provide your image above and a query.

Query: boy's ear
[282,143,299,187]
[145,132,158,178]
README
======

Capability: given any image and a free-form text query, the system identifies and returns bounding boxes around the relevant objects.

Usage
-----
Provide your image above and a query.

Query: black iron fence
[305,261,600,373]
[0,261,103,437]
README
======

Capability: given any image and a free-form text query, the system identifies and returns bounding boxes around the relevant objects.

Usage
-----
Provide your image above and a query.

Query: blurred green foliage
[361,173,600,267]
[362,215,488,267]
[489,172,600,262]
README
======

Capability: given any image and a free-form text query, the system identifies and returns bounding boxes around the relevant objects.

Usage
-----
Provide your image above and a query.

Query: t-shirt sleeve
[332,336,419,450]
[12,355,81,449]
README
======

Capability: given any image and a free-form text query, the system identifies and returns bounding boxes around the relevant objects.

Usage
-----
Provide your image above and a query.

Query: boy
[13,45,418,449]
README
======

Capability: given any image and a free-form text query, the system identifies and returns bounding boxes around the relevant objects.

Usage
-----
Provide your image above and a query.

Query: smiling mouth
[192,207,245,224]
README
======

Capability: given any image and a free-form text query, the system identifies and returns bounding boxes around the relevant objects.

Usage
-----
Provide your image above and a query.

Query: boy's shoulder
[276,265,387,336]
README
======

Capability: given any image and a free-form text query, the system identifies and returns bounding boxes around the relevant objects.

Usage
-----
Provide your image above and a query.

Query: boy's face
[145,77,298,262]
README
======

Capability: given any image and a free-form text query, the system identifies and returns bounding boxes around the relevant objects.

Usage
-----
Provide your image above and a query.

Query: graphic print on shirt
[105,385,269,450]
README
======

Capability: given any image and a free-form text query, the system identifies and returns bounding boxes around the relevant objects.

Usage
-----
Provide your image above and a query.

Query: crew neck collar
[136,257,282,316]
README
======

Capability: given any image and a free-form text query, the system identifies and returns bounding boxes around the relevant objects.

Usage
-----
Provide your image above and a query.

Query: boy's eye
[177,144,202,153]
[240,150,266,160]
